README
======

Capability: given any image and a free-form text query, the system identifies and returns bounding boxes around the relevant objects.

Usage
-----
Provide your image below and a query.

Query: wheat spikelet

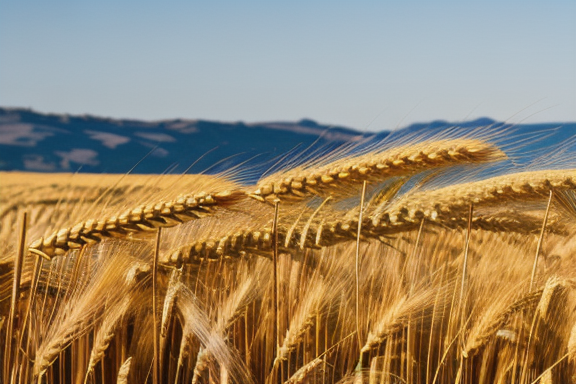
[29,190,244,259]
[250,139,506,202]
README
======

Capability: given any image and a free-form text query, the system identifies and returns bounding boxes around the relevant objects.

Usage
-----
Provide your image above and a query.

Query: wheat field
[1,130,575,384]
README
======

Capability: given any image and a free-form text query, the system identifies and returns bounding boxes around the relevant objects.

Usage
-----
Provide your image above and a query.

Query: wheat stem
[529,190,553,291]
[3,211,27,384]
[152,228,161,384]
[356,181,367,352]
[272,200,280,383]
[458,203,473,357]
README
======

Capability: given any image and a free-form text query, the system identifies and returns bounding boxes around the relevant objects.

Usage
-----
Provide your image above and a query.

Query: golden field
[1,133,575,384]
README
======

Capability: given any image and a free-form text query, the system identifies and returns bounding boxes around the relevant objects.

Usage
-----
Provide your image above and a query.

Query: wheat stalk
[191,266,260,383]
[361,288,437,354]
[86,295,132,374]
[378,169,576,226]
[463,288,544,356]
[250,139,506,202]
[29,190,244,259]
[33,261,149,377]
[284,356,325,384]
[116,357,132,384]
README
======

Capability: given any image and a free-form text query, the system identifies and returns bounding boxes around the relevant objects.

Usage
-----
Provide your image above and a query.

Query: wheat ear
[29,190,243,259]
[250,139,506,202]
[378,169,576,226]
[116,357,132,384]
[463,288,544,356]
[361,288,437,354]
[33,261,149,377]
[535,276,568,322]
[164,226,300,266]
[284,356,325,384]
[86,295,132,373]
[161,268,182,338]
[274,277,336,367]
[176,284,254,384]
[163,212,558,268]
[568,321,576,360]
[191,269,260,383]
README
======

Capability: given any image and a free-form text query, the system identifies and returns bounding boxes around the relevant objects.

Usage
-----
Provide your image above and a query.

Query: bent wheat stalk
[164,212,561,267]
[274,279,330,367]
[34,261,149,377]
[361,288,437,354]
[86,295,132,374]
[116,357,132,384]
[378,169,576,226]
[463,288,544,357]
[250,139,506,202]
[191,269,260,384]
[29,190,244,259]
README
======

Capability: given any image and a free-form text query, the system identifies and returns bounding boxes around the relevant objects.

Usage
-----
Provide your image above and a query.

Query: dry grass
[1,132,575,384]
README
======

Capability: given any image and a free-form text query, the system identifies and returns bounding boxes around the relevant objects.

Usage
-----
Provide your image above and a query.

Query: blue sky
[1,0,575,130]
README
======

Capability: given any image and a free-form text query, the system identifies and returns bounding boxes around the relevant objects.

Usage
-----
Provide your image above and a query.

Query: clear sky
[1,0,575,131]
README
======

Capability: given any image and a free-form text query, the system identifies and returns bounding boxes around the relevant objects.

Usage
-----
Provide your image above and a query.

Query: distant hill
[1,107,574,182]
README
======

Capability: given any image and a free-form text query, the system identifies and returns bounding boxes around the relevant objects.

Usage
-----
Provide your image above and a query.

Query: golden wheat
[28,190,244,259]
[2,129,576,384]
[250,139,506,202]
[378,169,576,225]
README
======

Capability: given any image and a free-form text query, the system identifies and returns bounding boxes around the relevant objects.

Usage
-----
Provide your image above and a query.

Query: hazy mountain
[1,107,574,182]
